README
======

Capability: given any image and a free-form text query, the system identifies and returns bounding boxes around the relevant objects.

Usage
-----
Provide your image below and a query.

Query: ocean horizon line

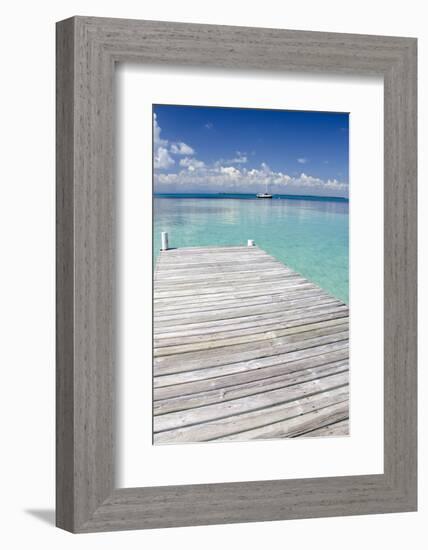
[154,192,349,203]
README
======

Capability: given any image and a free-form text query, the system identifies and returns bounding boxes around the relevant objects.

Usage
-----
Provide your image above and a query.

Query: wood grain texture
[153,246,349,444]
[56,17,75,532]
[56,16,417,532]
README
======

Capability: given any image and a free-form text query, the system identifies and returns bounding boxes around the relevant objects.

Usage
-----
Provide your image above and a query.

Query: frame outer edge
[56,16,76,532]
[56,16,418,532]
[75,15,117,532]
[387,38,417,508]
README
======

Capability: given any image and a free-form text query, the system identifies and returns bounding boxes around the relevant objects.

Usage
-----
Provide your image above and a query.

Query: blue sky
[153,105,349,198]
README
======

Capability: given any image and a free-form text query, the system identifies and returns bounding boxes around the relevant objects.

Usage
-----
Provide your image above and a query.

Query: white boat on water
[256,184,272,199]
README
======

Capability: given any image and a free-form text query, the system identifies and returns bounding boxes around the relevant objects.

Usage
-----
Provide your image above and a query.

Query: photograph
[0,0,419,540]
[152,104,350,445]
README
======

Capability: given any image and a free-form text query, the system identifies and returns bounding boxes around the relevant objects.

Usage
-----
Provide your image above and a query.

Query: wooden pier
[153,242,349,444]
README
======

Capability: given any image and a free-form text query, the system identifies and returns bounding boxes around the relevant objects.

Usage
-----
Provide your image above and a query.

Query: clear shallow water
[154,195,349,303]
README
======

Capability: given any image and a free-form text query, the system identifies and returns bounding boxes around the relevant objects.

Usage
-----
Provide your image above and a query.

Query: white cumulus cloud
[170,142,195,155]
[229,152,248,164]
[215,152,248,166]
[153,115,347,197]
[153,114,174,169]
[179,157,205,170]
[153,113,167,147]
[154,147,175,169]
[153,114,194,168]
[155,161,348,197]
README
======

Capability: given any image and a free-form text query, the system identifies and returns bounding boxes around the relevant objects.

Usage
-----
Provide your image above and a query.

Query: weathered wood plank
[154,284,324,306]
[301,419,350,438]
[155,262,288,276]
[154,371,348,433]
[155,286,329,308]
[154,351,349,399]
[154,362,349,414]
[154,305,346,341]
[154,278,317,299]
[154,292,327,316]
[154,289,327,312]
[155,341,349,387]
[154,296,343,323]
[155,266,294,278]
[154,317,348,352]
[154,330,349,374]
[153,245,349,444]
[216,401,349,441]
[154,269,315,287]
[154,304,346,335]
[154,303,348,333]
[154,317,348,356]
[154,387,349,444]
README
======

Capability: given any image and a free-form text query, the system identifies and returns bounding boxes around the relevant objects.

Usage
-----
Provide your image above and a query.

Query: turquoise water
[154,194,349,303]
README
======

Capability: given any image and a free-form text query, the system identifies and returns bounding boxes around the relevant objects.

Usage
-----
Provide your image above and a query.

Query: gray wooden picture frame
[56,16,417,533]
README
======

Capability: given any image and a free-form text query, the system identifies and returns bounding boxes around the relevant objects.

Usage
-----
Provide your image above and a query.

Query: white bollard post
[247,239,255,247]
[161,232,169,251]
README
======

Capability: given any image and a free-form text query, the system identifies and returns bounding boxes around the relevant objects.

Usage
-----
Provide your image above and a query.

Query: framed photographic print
[56,16,417,532]
[151,104,350,446]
